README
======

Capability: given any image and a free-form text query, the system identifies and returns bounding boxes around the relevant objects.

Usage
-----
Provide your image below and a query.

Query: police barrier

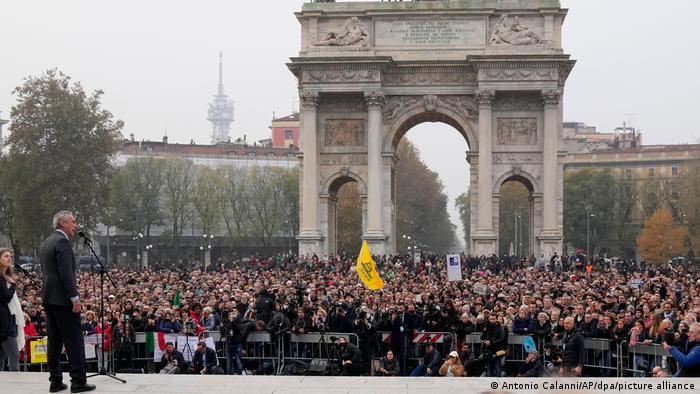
[17,331,680,377]
[460,334,621,377]
[372,331,453,375]
[283,332,360,375]
[21,335,103,373]
[618,341,675,377]
[549,337,620,377]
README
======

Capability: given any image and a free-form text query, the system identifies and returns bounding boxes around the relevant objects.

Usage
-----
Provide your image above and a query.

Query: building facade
[270,113,300,149]
[564,137,700,257]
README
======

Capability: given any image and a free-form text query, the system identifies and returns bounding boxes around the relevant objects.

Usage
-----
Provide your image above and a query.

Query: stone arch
[322,169,367,197]
[383,103,477,153]
[494,170,540,258]
[493,169,539,195]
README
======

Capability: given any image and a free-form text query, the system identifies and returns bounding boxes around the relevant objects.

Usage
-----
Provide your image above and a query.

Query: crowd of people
[4,248,700,377]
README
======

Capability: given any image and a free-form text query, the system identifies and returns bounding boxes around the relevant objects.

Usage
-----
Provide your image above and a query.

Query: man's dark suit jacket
[191,347,218,373]
[40,231,79,307]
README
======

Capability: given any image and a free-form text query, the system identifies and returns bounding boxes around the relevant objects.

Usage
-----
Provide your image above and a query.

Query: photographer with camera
[310,308,328,333]
[328,304,353,333]
[378,350,400,376]
[663,322,700,377]
[159,342,185,375]
[255,289,276,324]
[352,305,375,373]
[266,310,291,336]
[222,307,250,375]
[113,313,136,372]
[336,336,363,376]
[291,307,311,335]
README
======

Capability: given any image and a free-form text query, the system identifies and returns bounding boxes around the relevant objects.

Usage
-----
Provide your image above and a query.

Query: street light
[143,244,153,269]
[132,232,144,267]
[284,220,292,255]
[587,211,596,260]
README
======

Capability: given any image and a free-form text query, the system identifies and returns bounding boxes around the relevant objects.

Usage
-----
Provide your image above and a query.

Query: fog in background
[1,0,698,249]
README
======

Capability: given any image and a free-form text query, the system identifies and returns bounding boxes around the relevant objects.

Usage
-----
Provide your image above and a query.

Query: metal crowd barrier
[618,341,675,377]
[285,332,359,362]
[372,331,453,375]
[15,331,682,377]
[476,333,678,378]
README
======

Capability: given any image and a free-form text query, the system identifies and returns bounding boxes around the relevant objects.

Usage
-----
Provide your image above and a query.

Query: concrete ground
[1,373,698,394]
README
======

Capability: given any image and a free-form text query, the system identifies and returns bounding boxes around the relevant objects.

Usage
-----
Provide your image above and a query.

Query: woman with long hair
[0,248,23,371]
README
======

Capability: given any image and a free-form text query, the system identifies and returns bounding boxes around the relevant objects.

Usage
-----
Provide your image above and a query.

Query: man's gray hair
[52,210,74,229]
[690,322,700,333]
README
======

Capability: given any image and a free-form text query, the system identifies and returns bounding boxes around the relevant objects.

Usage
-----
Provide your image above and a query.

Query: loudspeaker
[307,358,328,373]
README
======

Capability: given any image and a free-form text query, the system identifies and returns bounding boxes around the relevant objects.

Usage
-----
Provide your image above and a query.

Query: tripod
[315,332,338,376]
[180,331,197,367]
[83,236,126,384]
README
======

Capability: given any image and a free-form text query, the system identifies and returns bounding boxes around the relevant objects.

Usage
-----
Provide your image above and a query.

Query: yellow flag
[356,241,384,290]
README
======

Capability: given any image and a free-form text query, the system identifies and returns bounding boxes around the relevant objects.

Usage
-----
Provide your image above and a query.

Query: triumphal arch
[288,0,575,258]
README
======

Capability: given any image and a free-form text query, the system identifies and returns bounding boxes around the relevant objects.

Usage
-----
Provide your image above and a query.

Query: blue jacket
[512,315,533,335]
[518,357,544,377]
[671,341,700,377]
[158,319,182,333]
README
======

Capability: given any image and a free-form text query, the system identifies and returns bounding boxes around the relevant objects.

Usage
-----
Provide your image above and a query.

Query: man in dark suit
[40,211,95,393]
[190,341,219,374]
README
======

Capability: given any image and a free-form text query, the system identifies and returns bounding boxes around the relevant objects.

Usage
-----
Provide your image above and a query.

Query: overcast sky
[2,0,699,248]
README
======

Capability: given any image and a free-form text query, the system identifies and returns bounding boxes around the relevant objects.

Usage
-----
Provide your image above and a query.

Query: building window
[284,129,294,139]
[672,166,678,176]
[648,168,655,177]
[624,168,632,178]
[669,184,679,199]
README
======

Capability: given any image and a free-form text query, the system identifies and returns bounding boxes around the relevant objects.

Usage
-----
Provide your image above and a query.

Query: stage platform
[1,373,698,394]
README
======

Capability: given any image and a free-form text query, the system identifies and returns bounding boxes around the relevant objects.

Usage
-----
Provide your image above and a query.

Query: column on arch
[475,91,496,234]
[364,91,386,242]
[541,89,561,234]
[298,92,322,243]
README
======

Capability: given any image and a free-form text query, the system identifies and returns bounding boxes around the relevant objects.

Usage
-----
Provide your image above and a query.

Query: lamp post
[284,220,291,255]
[517,212,522,257]
[105,224,110,267]
[132,232,143,268]
[143,244,153,269]
[587,211,595,260]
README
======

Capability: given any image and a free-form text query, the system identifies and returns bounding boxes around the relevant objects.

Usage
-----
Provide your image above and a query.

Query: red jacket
[95,323,112,351]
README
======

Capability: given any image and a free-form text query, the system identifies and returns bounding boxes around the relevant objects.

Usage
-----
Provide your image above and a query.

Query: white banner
[83,335,99,359]
[177,335,200,362]
[153,334,179,362]
[446,254,462,282]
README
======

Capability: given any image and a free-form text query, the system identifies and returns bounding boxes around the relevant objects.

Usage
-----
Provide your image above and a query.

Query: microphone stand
[13,264,40,288]
[82,234,126,384]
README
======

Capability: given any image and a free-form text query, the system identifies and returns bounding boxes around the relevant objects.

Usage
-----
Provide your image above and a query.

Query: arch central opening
[393,117,471,254]
[498,177,534,258]
[328,176,363,257]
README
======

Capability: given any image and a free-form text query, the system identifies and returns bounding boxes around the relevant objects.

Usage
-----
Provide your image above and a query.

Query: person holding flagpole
[355,241,384,291]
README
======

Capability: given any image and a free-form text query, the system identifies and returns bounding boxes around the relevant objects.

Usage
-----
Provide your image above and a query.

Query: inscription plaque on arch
[374,18,485,47]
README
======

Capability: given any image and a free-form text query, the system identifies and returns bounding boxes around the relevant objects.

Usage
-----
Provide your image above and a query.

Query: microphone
[78,230,92,243]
